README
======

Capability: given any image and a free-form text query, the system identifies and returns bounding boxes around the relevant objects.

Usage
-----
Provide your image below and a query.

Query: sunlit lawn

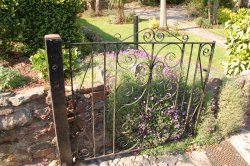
[77,16,227,78]
[207,28,227,38]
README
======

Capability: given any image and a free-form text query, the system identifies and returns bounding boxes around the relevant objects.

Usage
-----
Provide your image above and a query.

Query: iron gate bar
[69,41,216,45]
[66,29,216,162]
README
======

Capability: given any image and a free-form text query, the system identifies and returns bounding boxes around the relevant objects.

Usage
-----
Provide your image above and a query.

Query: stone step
[229,127,250,165]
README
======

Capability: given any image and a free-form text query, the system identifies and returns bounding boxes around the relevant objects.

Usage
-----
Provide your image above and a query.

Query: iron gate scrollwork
[67,29,215,161]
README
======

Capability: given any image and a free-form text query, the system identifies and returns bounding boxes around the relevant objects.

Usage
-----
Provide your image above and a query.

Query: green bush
[217,79,245,137]
[224,8,250,76]
[195,102,222,145]
[0,0,83,57]
[0,66,27,90]
[195,17,212,28]
[124,12,134,24]
[29,48,81,79]
[195,78,245,145]
[186,0,205,17]
[219,0,235,8]
[217,8,232,24]
[195,17,203,27]
[201,18,212,28]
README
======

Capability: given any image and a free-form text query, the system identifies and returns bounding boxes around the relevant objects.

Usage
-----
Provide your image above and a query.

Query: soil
[0,56,47,92]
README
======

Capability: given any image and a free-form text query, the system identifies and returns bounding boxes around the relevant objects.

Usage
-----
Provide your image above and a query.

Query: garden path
[77,150,212,166]
[126,5,227,48]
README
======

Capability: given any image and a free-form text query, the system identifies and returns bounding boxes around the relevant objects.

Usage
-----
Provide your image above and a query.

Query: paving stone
[99,161,109,166]
[229,127,250,165]
[187,150,212,166]
[148,155,157,165]
[112,157,121,165]
[118,155,136,166]
[156,155,178,166]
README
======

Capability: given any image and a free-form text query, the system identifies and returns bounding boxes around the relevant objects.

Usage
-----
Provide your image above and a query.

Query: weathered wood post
[45,34,73,166]
[134,15,139,49]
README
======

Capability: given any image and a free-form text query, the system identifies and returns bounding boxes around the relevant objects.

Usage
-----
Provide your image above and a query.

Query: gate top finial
[45,34,61,40]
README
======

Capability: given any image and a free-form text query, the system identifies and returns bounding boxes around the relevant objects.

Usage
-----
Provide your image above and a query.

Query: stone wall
[0,83,109,165]
[0,87,57,166]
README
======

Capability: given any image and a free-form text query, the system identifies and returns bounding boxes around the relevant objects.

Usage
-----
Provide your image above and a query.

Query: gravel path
[127,5,227,48]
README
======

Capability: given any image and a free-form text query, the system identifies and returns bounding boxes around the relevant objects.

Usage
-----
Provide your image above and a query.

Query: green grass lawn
[77,16,227,78]
[207,28,227,38]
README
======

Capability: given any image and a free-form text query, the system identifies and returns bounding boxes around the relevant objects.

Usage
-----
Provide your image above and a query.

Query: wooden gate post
[134,15,139,49]
[45,34,73,166]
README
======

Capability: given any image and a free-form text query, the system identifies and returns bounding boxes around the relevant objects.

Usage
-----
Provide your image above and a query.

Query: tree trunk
[159,0,168,30]
[241,0,249,7]
[116,4,124,24]
[212,0,219,25]
[95,0,100,16]
[207,0,211,23]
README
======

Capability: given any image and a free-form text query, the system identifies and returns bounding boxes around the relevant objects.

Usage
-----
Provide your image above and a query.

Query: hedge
[0,0,83,56]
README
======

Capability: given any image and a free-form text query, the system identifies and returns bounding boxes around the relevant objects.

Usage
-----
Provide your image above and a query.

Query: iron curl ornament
[119,28,189,43]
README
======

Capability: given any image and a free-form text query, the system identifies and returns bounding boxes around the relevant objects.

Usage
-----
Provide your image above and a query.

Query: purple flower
[174,114,179,119]
[139,124,146,131]
[149,130,155,134]
[174,124,180,129]
[175,134,181,139]
[139,115,144,120]
[182,111,186,115]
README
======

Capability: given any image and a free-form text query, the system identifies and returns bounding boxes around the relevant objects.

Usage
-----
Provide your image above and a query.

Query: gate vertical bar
[45,34,73,166]
[134,15,139,49]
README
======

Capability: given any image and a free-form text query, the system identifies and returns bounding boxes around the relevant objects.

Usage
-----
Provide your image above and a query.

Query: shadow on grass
[78,18,121,42]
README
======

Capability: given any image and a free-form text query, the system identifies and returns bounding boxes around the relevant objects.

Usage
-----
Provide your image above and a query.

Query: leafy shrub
[0,66,27,89]
[201,19,212,28]
[217,8,232,24]
[195,17,203,27]
[219,0,235,8]
[29,48,81,79]
[186,0,205,17]
[195,78,245,145]
[195,102,222,145]
[224,8,250,76]
[125,12,135,24]
[107,15,117,24]
[149,18,160,29]
[84,9,96,17]
[195,17,212,28]
[217,79,245,137]
[0,0,83,56]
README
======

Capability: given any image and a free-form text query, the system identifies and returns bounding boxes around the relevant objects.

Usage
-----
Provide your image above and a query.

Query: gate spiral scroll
[67,29,215,161]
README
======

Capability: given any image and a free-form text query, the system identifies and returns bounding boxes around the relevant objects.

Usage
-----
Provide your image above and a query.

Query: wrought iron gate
[45,29,215,164]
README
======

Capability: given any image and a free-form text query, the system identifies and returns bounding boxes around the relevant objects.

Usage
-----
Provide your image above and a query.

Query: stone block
[0,107,13,116]
[0,108,33,130]
[33,148,56,159]
[0,92,12,106]
[8,87,45,106]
